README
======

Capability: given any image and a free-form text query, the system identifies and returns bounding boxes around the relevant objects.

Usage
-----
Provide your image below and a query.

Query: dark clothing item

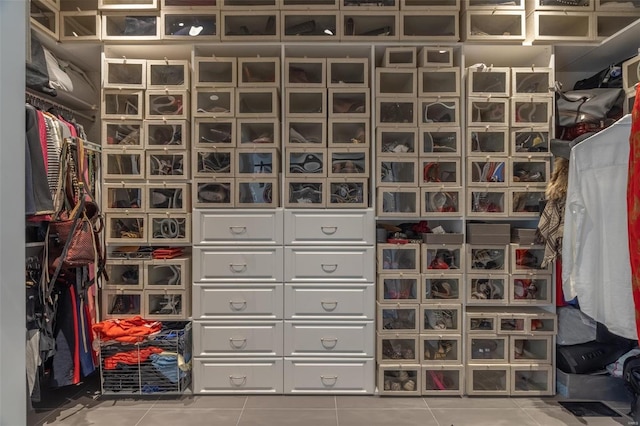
[25,105,54,215]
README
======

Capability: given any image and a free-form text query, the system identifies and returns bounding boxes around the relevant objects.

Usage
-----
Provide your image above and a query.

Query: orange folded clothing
[93,316,162,343]
[103,346,163,370]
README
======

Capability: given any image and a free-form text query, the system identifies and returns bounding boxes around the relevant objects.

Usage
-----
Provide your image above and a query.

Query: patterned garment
[627,83,640,339]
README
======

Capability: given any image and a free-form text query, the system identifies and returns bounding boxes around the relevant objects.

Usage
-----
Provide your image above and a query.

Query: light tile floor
[28,378,637,426]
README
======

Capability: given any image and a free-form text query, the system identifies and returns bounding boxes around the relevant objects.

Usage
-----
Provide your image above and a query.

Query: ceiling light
[178,22,184,27]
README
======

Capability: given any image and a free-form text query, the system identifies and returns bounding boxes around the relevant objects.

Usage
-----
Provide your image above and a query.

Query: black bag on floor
[623,355,640,422]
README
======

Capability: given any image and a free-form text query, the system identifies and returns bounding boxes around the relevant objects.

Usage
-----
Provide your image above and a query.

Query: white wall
[0,0,27,425]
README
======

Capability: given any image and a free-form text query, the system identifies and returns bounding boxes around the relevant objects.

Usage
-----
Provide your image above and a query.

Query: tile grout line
[133,398,160,426]
[423,397,442,426]
[235,396,248,426]
[519,405,543,426]
[335,395,339,426]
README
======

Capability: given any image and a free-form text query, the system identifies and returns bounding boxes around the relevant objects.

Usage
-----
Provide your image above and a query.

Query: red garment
[69,285,81,385]
[103,347,163,370]
[627,83,640,339]
[93,316,162,343]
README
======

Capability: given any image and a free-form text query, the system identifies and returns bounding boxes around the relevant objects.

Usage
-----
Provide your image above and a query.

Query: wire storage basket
[99,321,192,395]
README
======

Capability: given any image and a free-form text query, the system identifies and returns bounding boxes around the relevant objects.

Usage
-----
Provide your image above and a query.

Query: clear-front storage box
[235,178,279,208]
[102,13,160,40]
[467,275,508,305]
[379,274,420,304]
[418,67,460,97]
[328,148,368,176]
[106,214,146,244]
[468,97,509,126]
[105,260,144,290]
[511,364,553,396]
[421,98,459,126]
[467,311,497,334]
[162,11,218,40]
[145,120,188,149]
[420,128,460,156]
[144,257,190,290]
[467,157,508,186]
[146,150,188,180]
[285,58,326,87]
[340,12,399,41]
[420,158,460,187]
[421,188,463,217]
[400,12,459,41]
[378,188,419,217]
[422,366,463,396]
[327,178,368,208]
[104,183,145,212]
[511,275,553,305]
[193,148,233,177]
[467,189,507,217]
[238,57,280,87]
[378,304,419,333]
[422,245,463,272]
[468,128,508,155]
[511,129,550,156]
[467,365,510,396]
[377,158,418,187]
[511,336,552,364]
[377,243,420,274]
[329,119,369,146]
[237,148,279,177]
[193,88,234,117]
[377,99,417,126]
[378,365,421,396]
[145,289,190,320]
[103,59,146,89]
[421,335,461,364]
[194,57,236,88]
[147,60,189,89]
[422,274,462,303]
[284,178,326,208]
[103,150,145,180]
[193,178,234,208]
[103,121,143,148]
[327,58,368,87]
[148,213,190,244]
[286,120,326,147]
[146,183,189,212]
[468,335,508,363]
[102,290,143,319]
[102,90,144,119]
[375,68,417,98]
[468,66,510,97]
[378,334,419,364]
[511,244,552,274]
[194,118,235,148]
[467,245,508,273]
[145,90,189,120]
[421,304,461,333]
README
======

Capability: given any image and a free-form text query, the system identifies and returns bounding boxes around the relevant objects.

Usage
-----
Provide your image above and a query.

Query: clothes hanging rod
[65,137,102,153]
[26,89,96,122]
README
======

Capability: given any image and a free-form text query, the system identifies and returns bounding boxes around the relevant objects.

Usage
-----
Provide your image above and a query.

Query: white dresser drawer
[194,247,283,282]
[284,283,375,319]
[193,209,283,246]
[285,247,375,282]
[284,209,375,245]
[284,322,374,357]
[192,283,283,319]
[194,321,283,357]
[194,358,283,394]
[284,358,375,394]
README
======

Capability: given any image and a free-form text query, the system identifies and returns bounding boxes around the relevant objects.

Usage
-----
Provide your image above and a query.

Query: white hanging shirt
[562,114,637,340]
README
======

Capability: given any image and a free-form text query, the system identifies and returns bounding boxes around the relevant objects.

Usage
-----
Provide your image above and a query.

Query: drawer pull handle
[229,226,247,234]
[321,226,338,235]
[320,375,338,386]
[229,337,247,348]
[229,300,247,310]
[321,264,338,273]
[229,263,247,272]
[321,337,338,348]
[229,375,247,386]
[321,300,338,311]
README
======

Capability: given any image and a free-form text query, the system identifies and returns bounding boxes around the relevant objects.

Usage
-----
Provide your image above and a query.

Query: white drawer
[192,283,283,319]
[193,321,283,357]
[193,209,283,246]
[194,247,283,282]
[284,321,374,357]
[285,247,375,282]
[284,209,375,245]
[284,358,375,394]
[284,283,375,319]
[194,358,283,394]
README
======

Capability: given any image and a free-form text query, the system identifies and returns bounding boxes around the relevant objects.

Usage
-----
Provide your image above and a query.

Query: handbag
[555,87,625,139]
[46,138,106,293]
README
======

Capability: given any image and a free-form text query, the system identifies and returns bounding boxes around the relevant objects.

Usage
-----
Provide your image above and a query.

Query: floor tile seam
[334,396,339,426]
[520,405,545,426]
[134,404,157,426]
[422,396,442,426]
[235,396,248,426]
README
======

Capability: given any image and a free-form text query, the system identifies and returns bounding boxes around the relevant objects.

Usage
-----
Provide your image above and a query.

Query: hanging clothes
[626,83,640,341]
[562,114,636,339]
[25,105,54,215]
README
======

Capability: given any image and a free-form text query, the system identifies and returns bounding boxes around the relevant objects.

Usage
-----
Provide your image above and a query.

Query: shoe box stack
[283,54,370,208]
[374,45,465,396]
[461,0,526,43]
[465,64,553,219]
[376,236,465,396]
[192,54,280,209]
[101,56,192,321]
[465,224,556,396]
[525,0,640,44]
[376,46,463,219]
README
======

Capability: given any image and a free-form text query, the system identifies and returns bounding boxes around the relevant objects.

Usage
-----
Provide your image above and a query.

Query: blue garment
[150,354,183,383]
